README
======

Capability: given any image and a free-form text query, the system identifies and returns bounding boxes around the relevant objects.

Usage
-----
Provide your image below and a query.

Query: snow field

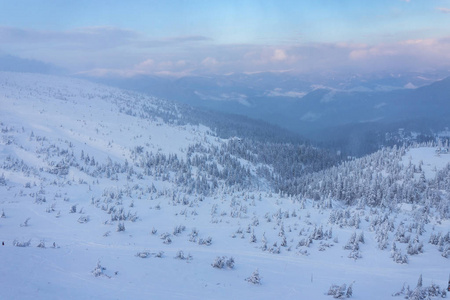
[0,72,449,300]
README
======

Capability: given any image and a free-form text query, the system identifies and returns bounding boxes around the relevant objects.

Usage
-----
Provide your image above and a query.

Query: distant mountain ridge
[0,55,64,74]
[88,72,450,156]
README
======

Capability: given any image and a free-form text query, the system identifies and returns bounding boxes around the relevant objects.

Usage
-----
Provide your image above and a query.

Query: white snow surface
[402,147,450,179]
[0,72,448,300]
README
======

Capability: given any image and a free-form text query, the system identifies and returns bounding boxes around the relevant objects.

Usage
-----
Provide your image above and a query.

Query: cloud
[194,91,250,106]
[349,47,398,60]
[437,7,450,14]
[272,49,287,61]
[64,37,450,77]
[135,59,154,71]
[78,58,196,78]
[0,26,138,50]
[0,25,213,74]
[3,25,450,77]
[344,37,450,73]
[201,57,220,67]
[301,112,321,122]
[0,26,210,51]
[266,88,306,98]
[400,39,435,46]
[137,35,211,48]
[404,82,416,89]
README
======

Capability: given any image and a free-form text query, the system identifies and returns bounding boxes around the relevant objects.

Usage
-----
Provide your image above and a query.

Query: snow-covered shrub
[211,256,225,269]
[344,233,357,250]
[268,245,281,254]
[311,225,326,240]
[249,230,257,243]
[211,256,234,269]
[189,228,198,242]
[329,209,360,228]
[46,203,56,213]
[245,269,261,285]
[395,223,411,244]
[173,225,186,236]
[174,250,192,261]
[344,232,362,259]
[77,215,90,223]
[110,207,138,222]
[442,245,450,258]
[34,195,46,204]
[92,260,110,278]
[69,204,77,213]
[376,229,389,250]
[198,236,212,246]
[298,249,309,256]
[116,222,125,232]
[327,283,353,298]
[0,173,6,186]
[429,231,450,258]
[226,257,235,268]
[393,274,447,299]
[358,232,365,244]
[391,244,408,264]
[406,239,423,256]
[348,249,362,260]
[13,239,31,247]
[160,232,170,239]
[20,217,30,227]
[318,242,333,252]
[297,237,312,248]
[136,251,150,258]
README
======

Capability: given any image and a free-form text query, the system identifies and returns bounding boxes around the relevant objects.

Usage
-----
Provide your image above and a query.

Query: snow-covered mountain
[94,71,450,156]
[0,72,449,300]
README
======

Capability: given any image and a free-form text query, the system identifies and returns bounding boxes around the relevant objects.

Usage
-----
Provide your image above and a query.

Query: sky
[1,0,450,77]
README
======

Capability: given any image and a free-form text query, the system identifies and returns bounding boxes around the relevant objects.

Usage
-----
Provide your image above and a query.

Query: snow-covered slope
[401,147,450,179]
[0,72,449,300]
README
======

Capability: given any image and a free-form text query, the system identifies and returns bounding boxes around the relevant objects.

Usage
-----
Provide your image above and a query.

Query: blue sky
[1,0,450,76]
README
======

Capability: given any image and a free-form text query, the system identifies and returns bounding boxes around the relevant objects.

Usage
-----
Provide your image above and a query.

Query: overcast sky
[1,0,450,77]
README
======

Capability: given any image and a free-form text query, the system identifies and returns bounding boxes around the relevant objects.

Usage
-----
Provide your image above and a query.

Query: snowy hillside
[0,72,449,300]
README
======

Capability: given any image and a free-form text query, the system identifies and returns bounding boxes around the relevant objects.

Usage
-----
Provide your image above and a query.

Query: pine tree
[246,269,261,285]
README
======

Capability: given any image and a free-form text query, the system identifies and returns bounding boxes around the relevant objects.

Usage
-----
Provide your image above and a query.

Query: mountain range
[91,71,450,156]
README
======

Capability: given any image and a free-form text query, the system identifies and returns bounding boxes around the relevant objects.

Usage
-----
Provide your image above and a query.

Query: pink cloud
[437,7,450,14]
[201,57,220,67]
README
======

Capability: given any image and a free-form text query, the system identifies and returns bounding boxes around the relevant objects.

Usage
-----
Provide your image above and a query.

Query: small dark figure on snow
[2,241,4,246]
